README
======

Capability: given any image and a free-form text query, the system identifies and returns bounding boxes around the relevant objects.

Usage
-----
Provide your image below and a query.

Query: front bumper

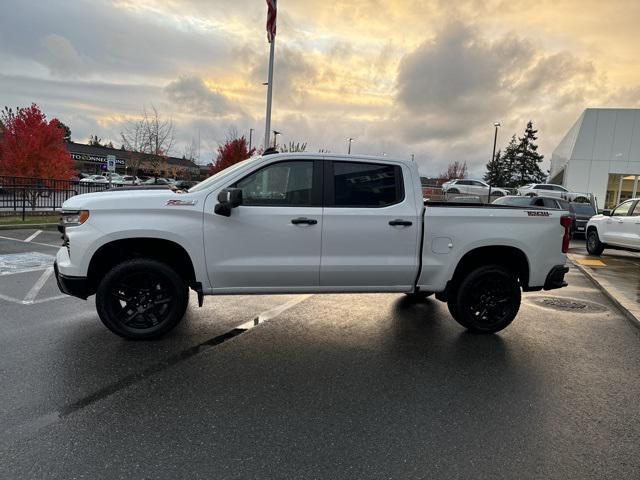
[54,261,89,300]
[543,265,569,290]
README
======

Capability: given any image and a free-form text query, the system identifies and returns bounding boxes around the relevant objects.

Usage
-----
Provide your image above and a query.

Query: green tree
[498,135,520,188]
[484,149,507,186]
[514,121,546,186]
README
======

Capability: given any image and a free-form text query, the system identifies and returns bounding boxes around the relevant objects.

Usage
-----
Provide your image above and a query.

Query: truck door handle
[389,219,412,226]
[291,217,317,225]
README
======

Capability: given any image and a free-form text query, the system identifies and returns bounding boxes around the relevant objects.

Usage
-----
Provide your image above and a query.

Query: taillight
[560,215,572,253]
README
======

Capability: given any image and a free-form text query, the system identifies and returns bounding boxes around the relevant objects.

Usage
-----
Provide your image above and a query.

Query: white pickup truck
[55,153,571,340]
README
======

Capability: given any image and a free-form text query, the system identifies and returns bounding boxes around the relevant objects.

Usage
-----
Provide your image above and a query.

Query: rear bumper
[54,261,89,300]
[543,265,569,290]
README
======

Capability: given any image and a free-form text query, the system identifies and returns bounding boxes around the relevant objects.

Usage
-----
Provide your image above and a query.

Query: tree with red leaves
[0,104,76,179]
[209,135,256,176]
[438,160,468,184]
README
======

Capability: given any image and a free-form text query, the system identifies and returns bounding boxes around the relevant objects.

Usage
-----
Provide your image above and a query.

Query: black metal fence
[0,176,110,219]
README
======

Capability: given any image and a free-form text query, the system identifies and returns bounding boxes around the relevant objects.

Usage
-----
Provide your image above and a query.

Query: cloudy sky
[1,0,639,176]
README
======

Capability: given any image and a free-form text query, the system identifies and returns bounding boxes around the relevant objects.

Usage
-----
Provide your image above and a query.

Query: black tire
[525,192,537,197]
[491,190,504,197]
[448,265,521,334]
[404,291,434,301]
[96,258,189,340]
[586,229,605,256]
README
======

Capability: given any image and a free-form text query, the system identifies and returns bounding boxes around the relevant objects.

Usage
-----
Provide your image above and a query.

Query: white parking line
[0,234,60,249]
[238,294,313,329]
[22,267,54,304]
[24,230,42,242]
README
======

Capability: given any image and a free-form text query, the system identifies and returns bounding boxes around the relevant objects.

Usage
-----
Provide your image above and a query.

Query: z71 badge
[165,199,198,206]
[526,210,550,216]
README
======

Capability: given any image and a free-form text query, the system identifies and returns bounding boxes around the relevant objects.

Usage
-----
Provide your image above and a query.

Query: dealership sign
[70,152,125,166]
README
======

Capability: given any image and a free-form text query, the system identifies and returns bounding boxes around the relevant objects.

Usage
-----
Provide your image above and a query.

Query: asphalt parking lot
[1,229,640,479]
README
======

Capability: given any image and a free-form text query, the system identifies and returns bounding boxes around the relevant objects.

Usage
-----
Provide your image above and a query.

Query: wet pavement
[1,230,640,478]
[569,238,640,324]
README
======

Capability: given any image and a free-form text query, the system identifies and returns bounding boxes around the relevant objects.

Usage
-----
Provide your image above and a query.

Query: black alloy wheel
[96,258,188,340]
[586,229,605,256]
[448,265,521,333]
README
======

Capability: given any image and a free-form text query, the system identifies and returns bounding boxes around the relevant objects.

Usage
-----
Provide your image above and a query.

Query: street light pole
[348,137,355,154]
[488,122,501,200]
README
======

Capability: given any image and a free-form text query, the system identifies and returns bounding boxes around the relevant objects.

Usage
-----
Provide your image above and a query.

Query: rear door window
[328,161,404,207]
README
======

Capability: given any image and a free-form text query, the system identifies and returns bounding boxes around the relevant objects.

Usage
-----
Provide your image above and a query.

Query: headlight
[60,210,90,227]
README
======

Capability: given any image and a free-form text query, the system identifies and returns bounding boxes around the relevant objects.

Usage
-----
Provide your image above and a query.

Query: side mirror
[215,188,243,217]
[217,188,243,207]
[602,209,611,216]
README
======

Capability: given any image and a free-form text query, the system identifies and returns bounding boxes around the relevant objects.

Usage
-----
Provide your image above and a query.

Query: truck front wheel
[447,265,520,334]
[96,258,189,340]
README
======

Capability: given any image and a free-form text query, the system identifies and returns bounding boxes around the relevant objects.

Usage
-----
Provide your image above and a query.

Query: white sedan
[441,179,509,197]
[79,175,108,183]
[517,183,591,202]
[586,198,640,255]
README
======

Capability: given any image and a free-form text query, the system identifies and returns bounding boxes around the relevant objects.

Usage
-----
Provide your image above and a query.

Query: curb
[0,224,58,231]
[568,254,640,331]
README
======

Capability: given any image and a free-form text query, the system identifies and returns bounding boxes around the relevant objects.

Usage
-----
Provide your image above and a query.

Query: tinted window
[472,181,485,186]
[572,204,596,215]
[542,198,559,208]
[612,200,634,216]
[332,162,403,207]
[235,161,313,206]
[535,185,552,190]
[456,180,470,185]
[552,185,568,192]
[631,202,640,217]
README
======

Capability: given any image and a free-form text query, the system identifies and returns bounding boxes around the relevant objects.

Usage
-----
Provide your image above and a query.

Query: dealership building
[66,142,201,179]
[549,108,640,209]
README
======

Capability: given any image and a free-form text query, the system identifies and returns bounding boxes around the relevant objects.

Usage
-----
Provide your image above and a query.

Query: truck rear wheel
[447,265,520,333]
[96,258,189,340]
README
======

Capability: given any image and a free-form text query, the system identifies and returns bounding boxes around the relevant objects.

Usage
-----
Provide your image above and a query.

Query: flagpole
[264,36,276,149]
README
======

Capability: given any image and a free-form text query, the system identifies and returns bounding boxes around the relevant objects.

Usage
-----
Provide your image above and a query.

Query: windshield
[188,157,259,193]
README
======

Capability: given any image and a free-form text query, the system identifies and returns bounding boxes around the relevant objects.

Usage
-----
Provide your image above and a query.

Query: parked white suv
[586,198,640,255]
[441,179,508,197]
[517,184,590,203]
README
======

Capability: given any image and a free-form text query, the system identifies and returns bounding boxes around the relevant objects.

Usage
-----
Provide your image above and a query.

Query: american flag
[266,0,277,43]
